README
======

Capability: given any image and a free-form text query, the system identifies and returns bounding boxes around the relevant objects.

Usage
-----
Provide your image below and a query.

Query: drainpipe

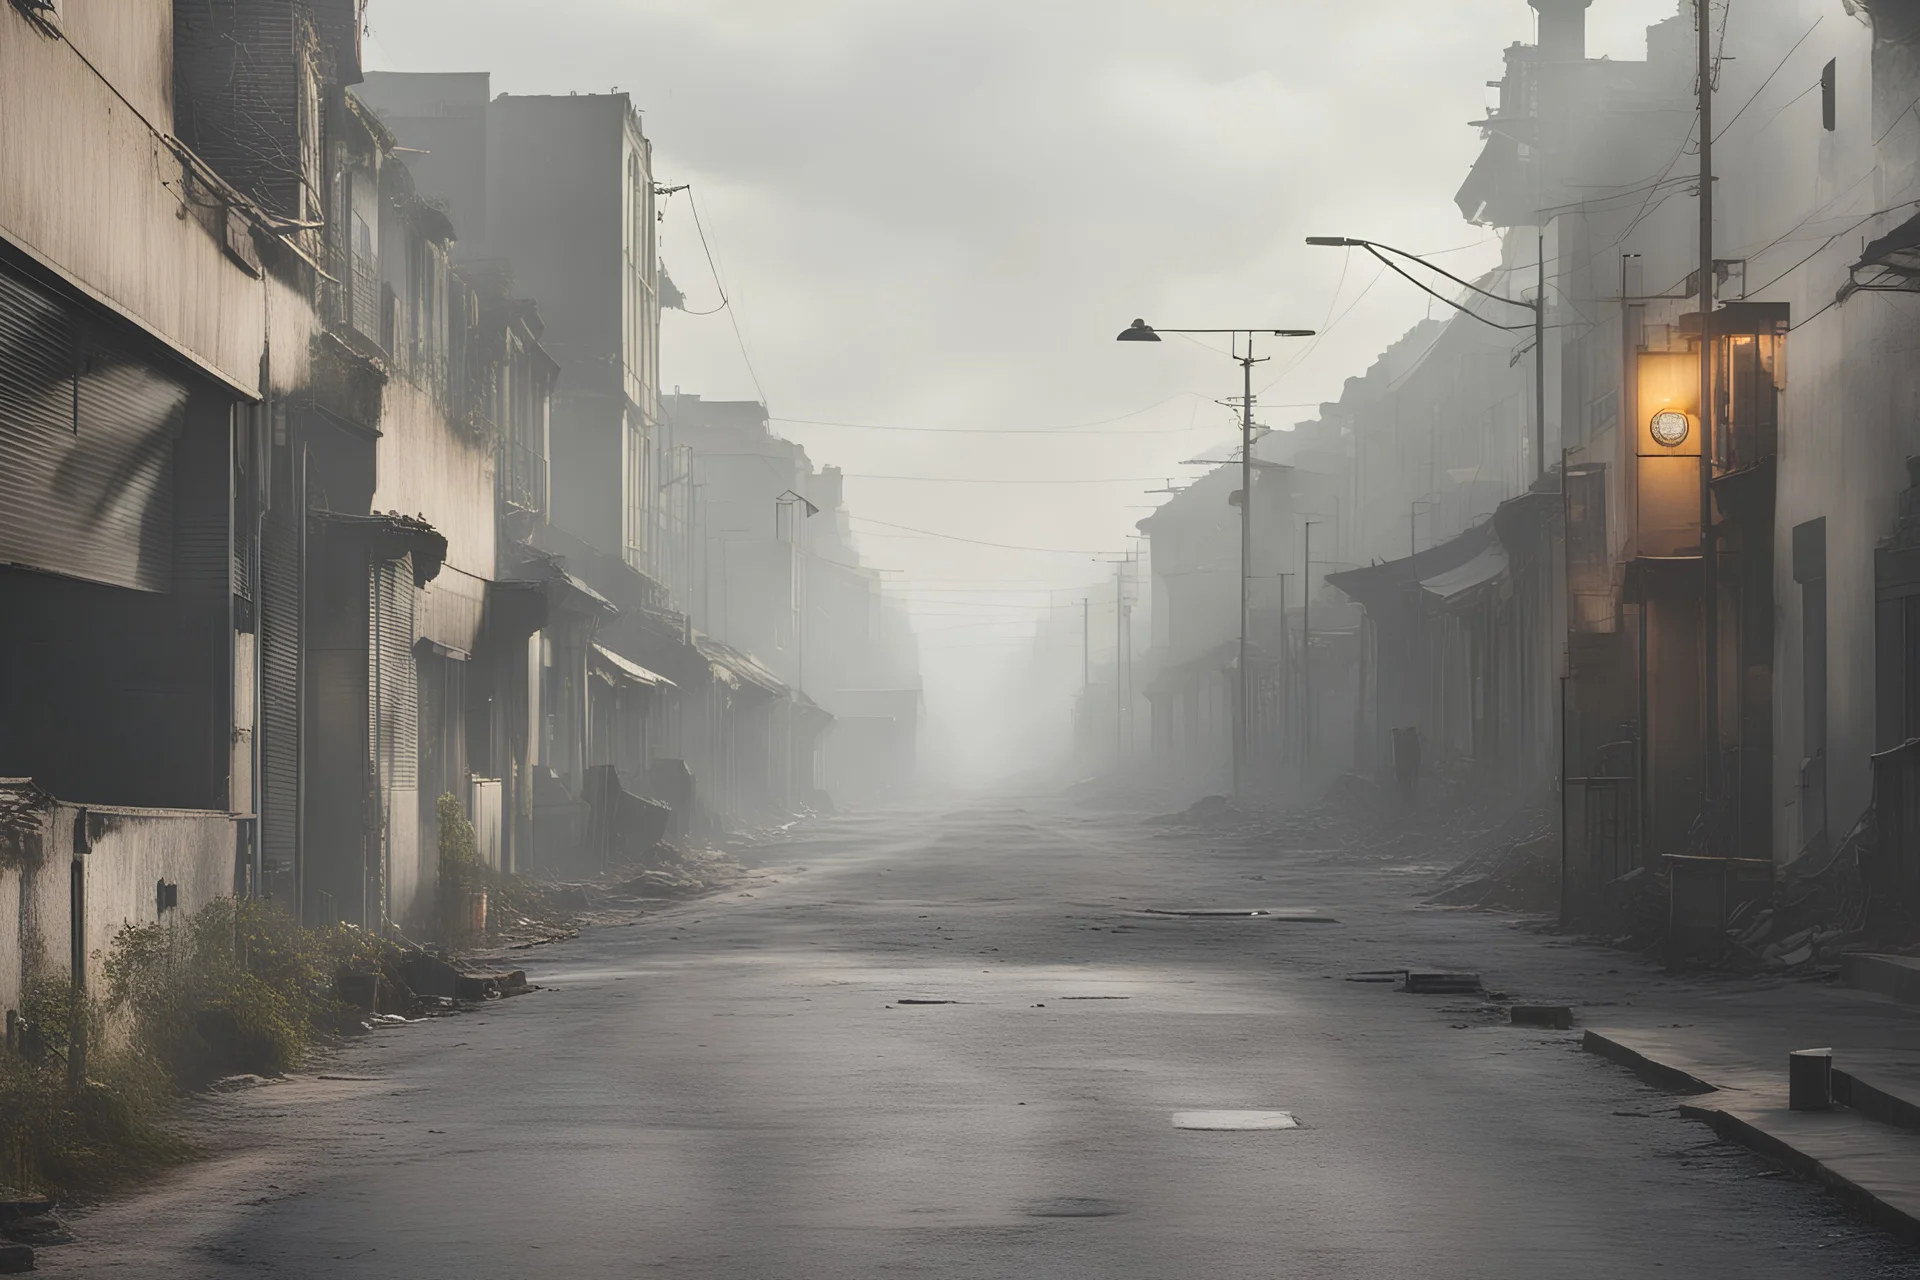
[251,349,269,900]
[68,809,89,1092]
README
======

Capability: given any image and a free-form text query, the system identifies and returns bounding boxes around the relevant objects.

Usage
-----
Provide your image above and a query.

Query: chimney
[1529,0,1592,62]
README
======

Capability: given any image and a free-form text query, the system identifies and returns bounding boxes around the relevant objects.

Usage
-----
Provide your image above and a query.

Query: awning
[419,565,486,655]
[592,643,674,689]
[316,511,447,585]
[1328,519,1497,609]
[1857,210,1920,277]
[694,636,787,698]
[1419,542,1508,605]
[552,568,616,615]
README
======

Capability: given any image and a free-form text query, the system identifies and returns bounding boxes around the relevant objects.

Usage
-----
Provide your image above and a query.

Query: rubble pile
[534,841,746,931]
[1428,826,1560,914]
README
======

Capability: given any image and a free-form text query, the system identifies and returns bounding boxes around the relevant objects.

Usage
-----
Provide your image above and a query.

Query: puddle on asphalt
[1172,1110,1300,1131]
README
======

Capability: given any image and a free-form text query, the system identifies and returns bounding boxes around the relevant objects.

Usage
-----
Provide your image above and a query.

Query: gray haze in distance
[364,0,1677,783]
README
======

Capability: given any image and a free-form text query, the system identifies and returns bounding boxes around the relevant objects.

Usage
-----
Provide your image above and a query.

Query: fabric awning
[1419,542,1508,605]
[592,643,674,689]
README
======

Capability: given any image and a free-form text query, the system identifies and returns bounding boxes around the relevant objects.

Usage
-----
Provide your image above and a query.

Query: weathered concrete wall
[80,804,236,991]
[0,789,233,1024]
[0,5,265,396]
[372,379,495,586]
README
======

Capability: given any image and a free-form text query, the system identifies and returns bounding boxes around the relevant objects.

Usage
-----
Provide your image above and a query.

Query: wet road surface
[52,798,1920,1277]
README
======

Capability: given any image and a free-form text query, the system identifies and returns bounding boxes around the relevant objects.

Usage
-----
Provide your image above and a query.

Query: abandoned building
[0,1,920,1020]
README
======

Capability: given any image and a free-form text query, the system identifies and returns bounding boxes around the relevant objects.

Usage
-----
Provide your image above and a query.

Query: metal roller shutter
[370,554,418,791]
[0,264,191,592]
[259,512,302,879]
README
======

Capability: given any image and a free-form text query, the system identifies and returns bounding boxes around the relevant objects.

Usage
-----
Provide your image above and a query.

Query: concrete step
[1840,953,1920,1005]
[1835,1065,1920,1136]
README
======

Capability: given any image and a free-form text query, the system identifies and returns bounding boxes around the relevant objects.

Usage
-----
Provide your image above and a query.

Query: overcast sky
[365,0,1679,778]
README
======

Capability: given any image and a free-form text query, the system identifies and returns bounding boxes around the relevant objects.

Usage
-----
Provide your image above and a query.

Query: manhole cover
[1026,1196,1123,1218]
[1172,1110,1299,1131]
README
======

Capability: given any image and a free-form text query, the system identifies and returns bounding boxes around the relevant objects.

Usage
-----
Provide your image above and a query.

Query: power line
[839,473,1182,485]
[681,188,768,405]
[1713,13,1824,143]
[848,515,1112,555]
[769,390,1221,436]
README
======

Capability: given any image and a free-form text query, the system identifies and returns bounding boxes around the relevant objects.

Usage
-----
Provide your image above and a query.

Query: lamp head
[1116,318,1162,342]
[1304,236,1358,247]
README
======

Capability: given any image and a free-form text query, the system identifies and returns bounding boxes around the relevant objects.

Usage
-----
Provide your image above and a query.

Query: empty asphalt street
[51,797,1920,1278]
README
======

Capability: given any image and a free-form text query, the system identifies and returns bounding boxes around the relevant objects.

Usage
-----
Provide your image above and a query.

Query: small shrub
[1,900,407,1194]
[0,983,185,1194]
[106,898,404,1086]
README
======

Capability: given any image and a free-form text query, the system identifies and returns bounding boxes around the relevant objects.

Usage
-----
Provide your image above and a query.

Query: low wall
[0,780,236,1020]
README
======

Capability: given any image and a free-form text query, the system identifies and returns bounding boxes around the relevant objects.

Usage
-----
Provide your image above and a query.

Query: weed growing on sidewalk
[107,899,404,1086]
[436,791,565,939]
[0,980,186,1194]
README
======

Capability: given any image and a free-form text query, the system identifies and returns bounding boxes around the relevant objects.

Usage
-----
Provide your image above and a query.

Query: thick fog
[366,1,1676,789]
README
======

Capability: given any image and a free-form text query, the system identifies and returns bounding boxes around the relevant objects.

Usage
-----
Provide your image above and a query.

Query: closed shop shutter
[0,264,193,592]
[370,554,418,791]
[259,512,302,878]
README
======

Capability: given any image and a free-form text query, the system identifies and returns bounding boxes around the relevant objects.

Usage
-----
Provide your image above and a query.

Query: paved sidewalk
[1580,971,1920,1240]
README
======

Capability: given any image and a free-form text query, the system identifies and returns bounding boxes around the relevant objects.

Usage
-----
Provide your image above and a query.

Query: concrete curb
[1585,1028,1920,1244]
[1579,1029,1718,1095]
[1677,1102,1920,1245]
[1841,953,1920,1006]
[1835,1068,1920,1135]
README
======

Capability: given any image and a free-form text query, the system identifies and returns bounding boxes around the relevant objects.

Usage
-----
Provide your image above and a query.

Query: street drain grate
[1172,1110,1299,1131]
[896,998,954,1005]
[1026,1197,1124,1218]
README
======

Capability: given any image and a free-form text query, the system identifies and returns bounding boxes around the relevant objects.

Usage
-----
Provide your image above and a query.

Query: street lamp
[1305,237,1545,482]
[1115,319,1315,799]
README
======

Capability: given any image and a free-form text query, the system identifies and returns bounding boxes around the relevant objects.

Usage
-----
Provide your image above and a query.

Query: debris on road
[1508,1004,1575,1029]
[1401,971,1483,995]
[1171,1110,1300,1131]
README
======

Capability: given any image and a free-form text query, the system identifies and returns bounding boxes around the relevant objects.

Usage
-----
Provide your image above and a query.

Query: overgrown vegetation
[436,791,564,937]
[437,790,483,901]
[1,899,408,1195]
[1,978,184,1194]
[107,898,402,1086]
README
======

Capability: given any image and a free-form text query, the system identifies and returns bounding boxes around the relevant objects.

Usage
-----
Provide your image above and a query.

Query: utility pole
[1302,521,1322,784]
[1113,319,1312,797]
[1236,340,1262,799]
[1079,595,1090,766]
[1537,227,1547,482]
[1114,560,1127,772]
[1277,571,1294,770]
[1697,0,1720,843]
